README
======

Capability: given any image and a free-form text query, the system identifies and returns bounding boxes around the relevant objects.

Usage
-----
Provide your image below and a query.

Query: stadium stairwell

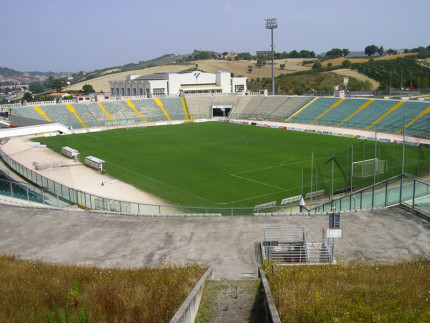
[396,104,430,134]
[33,106,51,122]
[154,98,171,121]
[181,97,191,120]
[97,102,114,121]
[65,104,87,128]
[337,99,374,127]
[125,100,146,122]
[365,101,405,130]
[286,97,319,122]
[310,98,344,124]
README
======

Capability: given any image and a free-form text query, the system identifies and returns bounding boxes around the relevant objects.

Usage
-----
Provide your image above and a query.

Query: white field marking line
[230,173,289,191]
[107,161,222,205]
[217,186,301,205]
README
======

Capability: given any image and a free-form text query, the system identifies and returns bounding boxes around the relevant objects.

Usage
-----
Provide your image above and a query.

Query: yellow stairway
[310,98,344,124]
[125,100,146,122]
[154,98,171,121]
[337,99,374,127]
[366,101,404,130]
[97,102,114,121]
[181,97,191,120]
[65,104,87,128]
[286,97,319,122]
[397,105,430,134]
[33,106,51,122]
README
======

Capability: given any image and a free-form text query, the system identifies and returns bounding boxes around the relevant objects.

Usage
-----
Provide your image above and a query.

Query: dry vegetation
[0,255,208,322]
[332,68,380,89]
[263,260,430,322]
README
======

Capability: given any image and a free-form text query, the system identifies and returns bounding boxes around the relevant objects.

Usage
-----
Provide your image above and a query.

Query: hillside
[66,58,311,93]
[65,53,426,94]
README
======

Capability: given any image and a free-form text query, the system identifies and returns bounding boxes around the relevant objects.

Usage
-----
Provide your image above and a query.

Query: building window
[127,88,131,96]
[235,85,245,93]
[133,88,137,96]
[140,88,144,95]
[121,88,124,95]
[153,88,165,96]
[166,81,169,95]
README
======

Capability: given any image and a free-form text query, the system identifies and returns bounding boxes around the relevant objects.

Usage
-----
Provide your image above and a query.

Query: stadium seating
[160,97,187,120]
[8,96,430,138]
[370,101,430,133]
[13,106,49,122]
[129,99,165,122]
[288,98,340,124]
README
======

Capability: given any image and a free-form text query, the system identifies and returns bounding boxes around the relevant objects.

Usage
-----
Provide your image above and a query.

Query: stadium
[0,85,430,320]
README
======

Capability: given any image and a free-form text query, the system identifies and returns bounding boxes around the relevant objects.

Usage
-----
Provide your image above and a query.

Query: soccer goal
[352,158,386,178]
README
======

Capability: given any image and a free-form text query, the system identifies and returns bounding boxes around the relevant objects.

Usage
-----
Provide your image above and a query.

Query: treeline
[352,56,430,90]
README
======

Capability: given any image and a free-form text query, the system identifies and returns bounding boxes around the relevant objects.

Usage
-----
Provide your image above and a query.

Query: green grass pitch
[35,122,428,208]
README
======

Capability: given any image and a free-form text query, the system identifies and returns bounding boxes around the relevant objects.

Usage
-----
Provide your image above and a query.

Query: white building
[109,70,247,97]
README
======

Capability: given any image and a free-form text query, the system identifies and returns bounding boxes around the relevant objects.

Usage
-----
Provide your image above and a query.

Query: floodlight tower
[265,18,278,95]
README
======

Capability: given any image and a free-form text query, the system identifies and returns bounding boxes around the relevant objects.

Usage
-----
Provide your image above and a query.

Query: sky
[1,0,429,73]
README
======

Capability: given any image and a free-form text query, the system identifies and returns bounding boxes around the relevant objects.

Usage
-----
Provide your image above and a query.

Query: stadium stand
[370,101,430,133]
[8,96,430,138]
[100,100,136,121]
[271,96,313,120]
[129,99,164,122]
[12,106,49,122]
[160,97,187,120]
[288,97,340,124]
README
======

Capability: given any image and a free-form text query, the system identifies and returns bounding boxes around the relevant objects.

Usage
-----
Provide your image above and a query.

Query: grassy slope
[36,122,417,208]
[264,260,430,322]
[0,255,207,322]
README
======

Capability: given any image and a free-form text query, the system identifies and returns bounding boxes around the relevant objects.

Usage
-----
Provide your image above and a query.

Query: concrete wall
[170,266,214,323]
[259,267,281,323]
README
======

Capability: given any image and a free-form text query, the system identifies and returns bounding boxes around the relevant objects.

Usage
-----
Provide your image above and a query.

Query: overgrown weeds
[263,260,430,322]
[0,255,207,322]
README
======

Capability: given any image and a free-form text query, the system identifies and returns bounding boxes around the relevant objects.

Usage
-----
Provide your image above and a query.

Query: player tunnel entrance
[211,104,234,117]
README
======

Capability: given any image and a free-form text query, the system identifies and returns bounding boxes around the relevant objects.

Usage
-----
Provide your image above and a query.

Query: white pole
[311,151,313,209]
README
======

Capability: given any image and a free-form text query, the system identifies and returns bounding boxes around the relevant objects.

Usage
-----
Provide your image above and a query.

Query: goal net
[352,158,386,178]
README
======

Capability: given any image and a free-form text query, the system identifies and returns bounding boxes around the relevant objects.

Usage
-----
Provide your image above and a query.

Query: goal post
[352,158,386,178]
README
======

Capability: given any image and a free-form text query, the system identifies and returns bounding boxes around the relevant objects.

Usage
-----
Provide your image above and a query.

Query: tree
[342,59,352,68]
[386,48,398,55]
[52,78,66,92]
[43,76,54,89]
[82,84,95,94]
[256,55,267,68]
[247,65,253,73]
[312,62,322,69]
[342,49,350,57]
[378,46,385,56]
[280,64,285,70]
[365,45,379,56]
[325,48,343,57]
[22,92,33,102]
[28,82,45,94]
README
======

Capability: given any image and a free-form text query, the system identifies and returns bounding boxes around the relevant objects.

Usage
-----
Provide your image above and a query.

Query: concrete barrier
[259,267,281,323]
[170,266,214,323]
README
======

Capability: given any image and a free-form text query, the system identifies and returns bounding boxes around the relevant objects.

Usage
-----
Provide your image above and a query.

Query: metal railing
[311,174,430,216]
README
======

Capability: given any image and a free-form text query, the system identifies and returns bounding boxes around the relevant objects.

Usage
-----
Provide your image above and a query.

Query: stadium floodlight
[265,18,278,95]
